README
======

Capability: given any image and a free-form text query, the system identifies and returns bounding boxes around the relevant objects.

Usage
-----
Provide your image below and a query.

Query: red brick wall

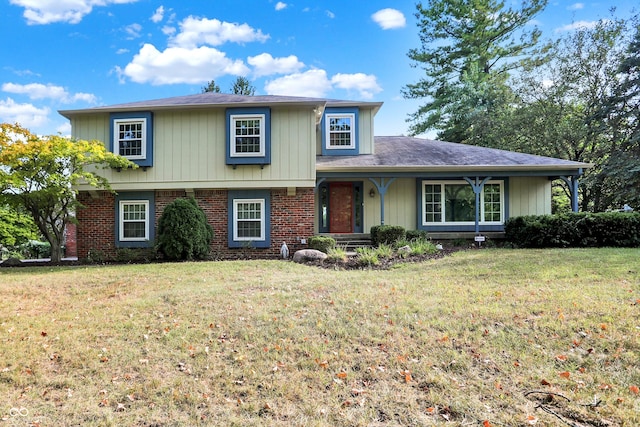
[63,222,77,258]
[77,192,116,260]
[76,188,315,261]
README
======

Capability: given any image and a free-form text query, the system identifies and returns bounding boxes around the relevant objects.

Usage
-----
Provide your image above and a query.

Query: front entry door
[329,182,353,233]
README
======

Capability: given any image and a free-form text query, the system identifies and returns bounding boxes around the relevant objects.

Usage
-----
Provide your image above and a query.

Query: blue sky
[0,0,637,138]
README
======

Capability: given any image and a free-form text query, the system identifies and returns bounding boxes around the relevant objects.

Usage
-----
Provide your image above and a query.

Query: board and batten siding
[508,176,552,217]
[363,178,416,230]
[72,107,317,191]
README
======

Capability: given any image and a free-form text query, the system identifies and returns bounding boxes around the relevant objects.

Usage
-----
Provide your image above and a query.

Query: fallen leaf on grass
[555,354,567,361]
[559,371,571,379]
[399,370,412,383]
[483,420,492,427]
[630,385,639,394]
[526,415,538,425]
[336,371,348,379]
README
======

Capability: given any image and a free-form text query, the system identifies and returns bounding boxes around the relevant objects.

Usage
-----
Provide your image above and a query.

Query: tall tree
[0,123,135,262]
[403,0,550,140]
[598,22,640,209]
[230,76,256,96]
[201,80,221,93]
[483,17,632,211]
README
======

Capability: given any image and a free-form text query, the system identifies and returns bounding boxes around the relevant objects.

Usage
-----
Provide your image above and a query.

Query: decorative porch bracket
[558,174,580,212]
[369,177,397,225]
[314,178,326,193]
[464,176,492,235]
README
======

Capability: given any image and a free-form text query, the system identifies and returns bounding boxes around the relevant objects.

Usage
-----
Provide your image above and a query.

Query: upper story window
[115,118,146,159]
[321,107,359,156]
[226,108,271,166]
[230,114,265,156]
[327,114,355,149]
[110,112,153,167]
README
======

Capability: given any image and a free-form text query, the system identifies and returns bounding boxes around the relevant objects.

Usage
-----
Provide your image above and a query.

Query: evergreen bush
[505,212,640,248]
[308,236,336,253]
[370,225,406,246]
[156,198,214,260]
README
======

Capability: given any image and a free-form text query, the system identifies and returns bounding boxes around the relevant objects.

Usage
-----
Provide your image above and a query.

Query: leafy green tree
[230,76,256,96]
[0,123,135,262]
[201,80,221,93]
[0,205,39,249]
[598,22,640,209]
[156,198,213,261]
[403,0,550,140]
[486,18,631,211]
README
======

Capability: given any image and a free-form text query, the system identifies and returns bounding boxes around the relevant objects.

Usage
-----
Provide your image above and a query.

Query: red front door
[329,182,353,233]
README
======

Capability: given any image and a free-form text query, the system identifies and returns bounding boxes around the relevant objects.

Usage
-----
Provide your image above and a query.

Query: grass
[0,248,638,426]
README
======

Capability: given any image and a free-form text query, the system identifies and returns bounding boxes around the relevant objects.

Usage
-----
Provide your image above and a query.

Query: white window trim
[119,200,150,242]
[114,118,147,160]
[325,113,356,150]
[233,198,266,241]
[230,114,266,157]
[422,180,504,226]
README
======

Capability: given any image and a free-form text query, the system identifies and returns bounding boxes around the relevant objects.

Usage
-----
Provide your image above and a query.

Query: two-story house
[59,93,589,259]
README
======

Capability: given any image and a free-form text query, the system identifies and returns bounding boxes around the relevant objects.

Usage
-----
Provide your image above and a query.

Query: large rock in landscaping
[292,249,327,263]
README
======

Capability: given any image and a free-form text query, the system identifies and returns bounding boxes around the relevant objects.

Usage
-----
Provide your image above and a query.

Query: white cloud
[116,48,129,54]
[326,10,335,19]
[567,3,584,11]
[265,69,332,98]
[2,82,97,104]
[56,121,72,136]
[170,16,269,48]
[275,2,287,11]
[162,25,176,36]
[331,73,382,99]
[555,19,604,32]
[151,5,164,23]
[247,53,304,77]
[9,0,139,25]
[121,43,249,85]
[124,23,142,39]
[0,97,50,128]
[371,8,406,30]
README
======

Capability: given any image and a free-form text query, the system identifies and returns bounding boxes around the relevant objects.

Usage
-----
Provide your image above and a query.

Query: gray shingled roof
[59,92,382,117]
[316,136,590,173]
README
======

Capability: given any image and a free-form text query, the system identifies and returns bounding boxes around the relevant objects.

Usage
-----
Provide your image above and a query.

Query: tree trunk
[49,234,63,263]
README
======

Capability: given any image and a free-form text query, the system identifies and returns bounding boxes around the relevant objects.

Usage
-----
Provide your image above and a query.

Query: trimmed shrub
[405,229,428,242]
[308,236,336,253]
[371,225,406,246]
[505,212,640,248]
[156,198,214,260]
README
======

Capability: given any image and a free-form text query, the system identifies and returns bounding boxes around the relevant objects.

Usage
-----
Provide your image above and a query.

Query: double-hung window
[226,108,271,166]
[114,119,146,159]
[230,115,265,156]
[326,114,355,149]
[110,112,153,167]
[233,199,265,241]
[228,190,271,248]
[119,200,149,242]
[422,181,504,225]
[322,107,359,156]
